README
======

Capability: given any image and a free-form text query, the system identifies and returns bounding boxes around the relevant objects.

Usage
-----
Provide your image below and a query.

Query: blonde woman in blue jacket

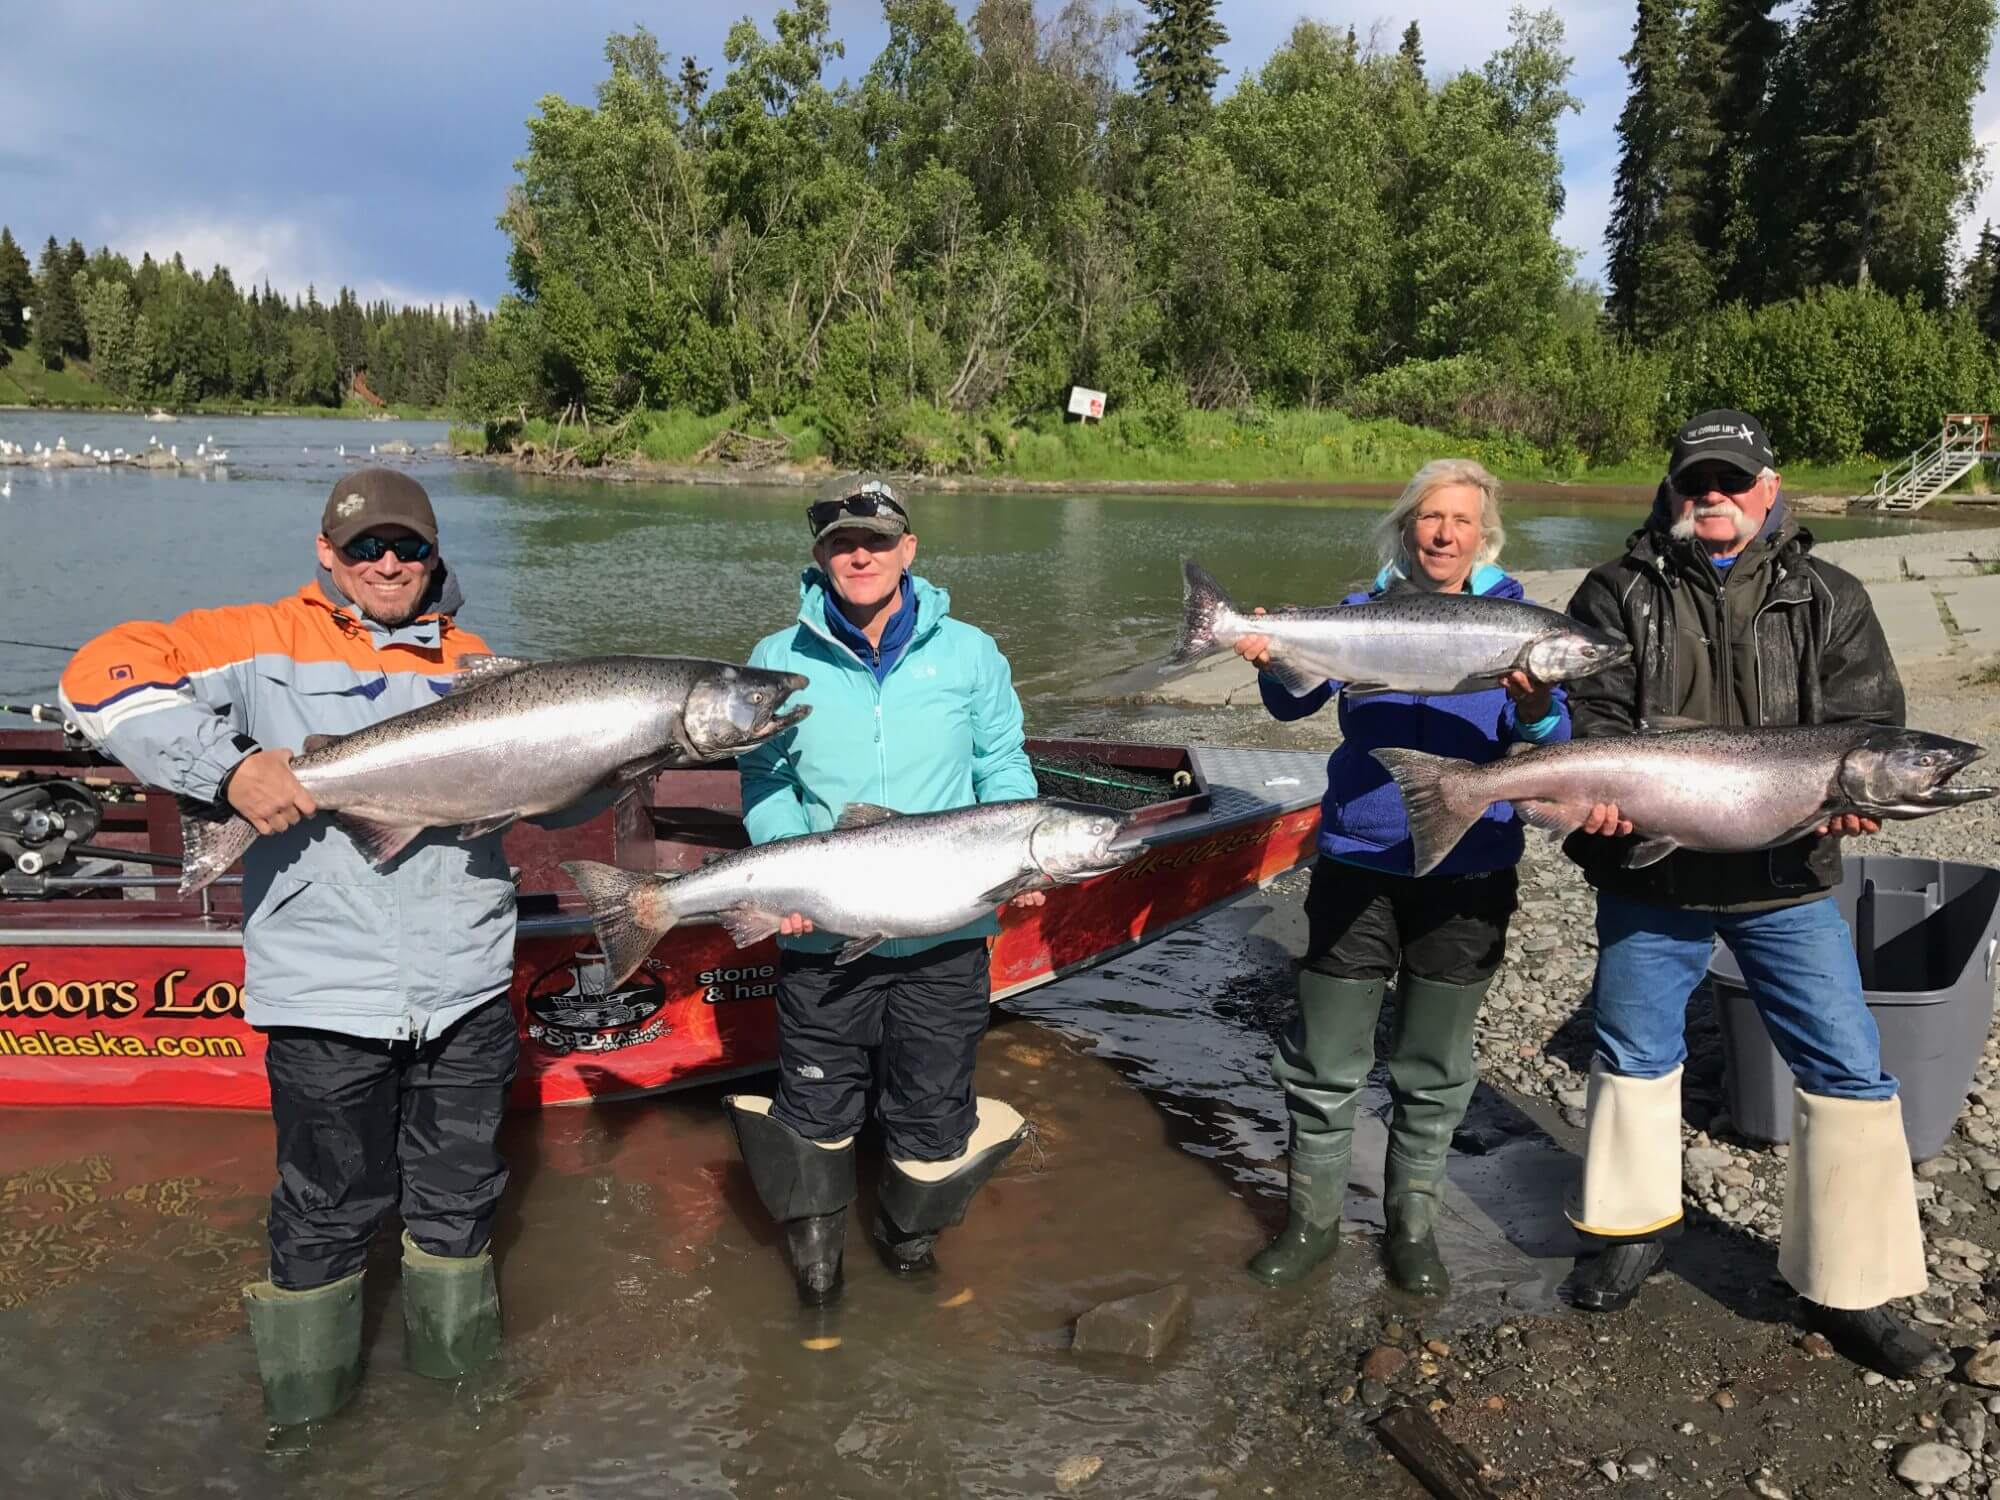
[725,476,1039,1307]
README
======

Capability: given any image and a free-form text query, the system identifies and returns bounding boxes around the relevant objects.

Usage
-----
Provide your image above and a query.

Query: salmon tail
[177,809,258,896]
[561,860,679,988]
[1370,748,1489,878]
[1165,559,1234,670]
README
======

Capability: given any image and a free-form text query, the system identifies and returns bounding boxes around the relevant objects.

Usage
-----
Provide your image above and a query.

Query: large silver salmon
[178,654,810,895]
[1166,559,1629,697]
[1373,721,1994,878]
[563,799,1135,985]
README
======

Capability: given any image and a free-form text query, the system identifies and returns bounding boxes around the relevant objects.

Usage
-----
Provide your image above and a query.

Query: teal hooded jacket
[737,570,1038,958]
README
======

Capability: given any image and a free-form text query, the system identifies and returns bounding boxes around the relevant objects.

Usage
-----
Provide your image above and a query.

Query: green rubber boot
[1382,972,1490,1297]
[401,1231,502,1380]
[242,1272,364,1427]
[1249,970,1387,1285]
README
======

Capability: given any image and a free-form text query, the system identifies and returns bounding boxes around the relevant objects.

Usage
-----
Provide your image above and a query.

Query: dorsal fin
[1639,714,1707,734]
[442,653,536,695]
[301,733,341,755]
[835,802,900,830]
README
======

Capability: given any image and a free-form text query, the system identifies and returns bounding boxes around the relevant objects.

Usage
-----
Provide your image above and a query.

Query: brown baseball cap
[321,468,439,548]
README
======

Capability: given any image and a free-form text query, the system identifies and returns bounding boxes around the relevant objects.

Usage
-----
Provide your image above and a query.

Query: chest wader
[242,1273,364,1427]
[1380,972,1489,1296]
[727,1095,857,1307]
[1251,972,1385,1284]
[874,1098,1029,1273]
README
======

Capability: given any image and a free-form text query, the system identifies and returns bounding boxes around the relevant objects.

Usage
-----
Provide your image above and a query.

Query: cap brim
[812,514,907,544]
[1669,447,1763,479]
[324,516,440,548]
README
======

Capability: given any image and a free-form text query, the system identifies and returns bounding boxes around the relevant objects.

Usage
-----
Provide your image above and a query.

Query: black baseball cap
[322,467,439,548]
[1668,409,1774,479]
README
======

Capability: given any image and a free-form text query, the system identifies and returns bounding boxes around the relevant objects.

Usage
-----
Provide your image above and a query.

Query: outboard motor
[0,777,103,895]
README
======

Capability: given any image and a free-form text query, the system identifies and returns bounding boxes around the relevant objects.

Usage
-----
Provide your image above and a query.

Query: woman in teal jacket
[724,476,1039,1307]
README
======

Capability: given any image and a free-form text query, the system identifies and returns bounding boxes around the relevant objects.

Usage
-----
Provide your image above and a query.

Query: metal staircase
[1871,415,1990,512]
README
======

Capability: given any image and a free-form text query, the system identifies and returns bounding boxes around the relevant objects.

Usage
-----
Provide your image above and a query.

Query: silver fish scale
[1467,723,1873,850]
[1238,593,1569,693]
[660,801,1052,939]
[292,657,702,826]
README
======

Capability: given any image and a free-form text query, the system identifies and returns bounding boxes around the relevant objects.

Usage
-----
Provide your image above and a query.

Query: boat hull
[0,748,1323,1110]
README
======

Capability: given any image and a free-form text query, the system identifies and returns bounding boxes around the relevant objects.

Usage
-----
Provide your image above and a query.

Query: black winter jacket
[1560,505,1904,910]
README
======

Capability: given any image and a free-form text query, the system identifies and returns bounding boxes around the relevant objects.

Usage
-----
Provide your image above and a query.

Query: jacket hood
[1375,561,1511,596]
[312,559,466,649]
[796,568,950,642]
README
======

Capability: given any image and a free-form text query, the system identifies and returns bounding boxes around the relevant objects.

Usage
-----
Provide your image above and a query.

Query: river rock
[1944,1394,1988,1454]
[1071,1285,1190,1361]
[1896,1441,1972,1486]
[1966,1340,2000,1387]
[1623,1449,1660,1481]
[1747,1470,1789,1499]
[1361,1345,1409,1381]
[1054,1455,1102,1493]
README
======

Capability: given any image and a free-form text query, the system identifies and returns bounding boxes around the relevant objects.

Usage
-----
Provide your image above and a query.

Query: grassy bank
[455,404,1903,499]
[0,357,446,421]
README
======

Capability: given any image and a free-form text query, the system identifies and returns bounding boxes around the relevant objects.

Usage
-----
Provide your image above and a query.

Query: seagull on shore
[369,444,376,455]
[1,480,11,498]
[55,436,66,451]
[169,444,177,458]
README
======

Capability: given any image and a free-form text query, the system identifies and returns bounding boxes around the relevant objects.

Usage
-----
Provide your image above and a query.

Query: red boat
[0,729,1324,1110]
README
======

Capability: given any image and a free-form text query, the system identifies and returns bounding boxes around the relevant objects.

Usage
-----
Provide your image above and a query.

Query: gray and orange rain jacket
[59,569,518,1040]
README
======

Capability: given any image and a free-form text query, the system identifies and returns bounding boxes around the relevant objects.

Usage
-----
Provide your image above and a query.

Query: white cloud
[103,212,478,308]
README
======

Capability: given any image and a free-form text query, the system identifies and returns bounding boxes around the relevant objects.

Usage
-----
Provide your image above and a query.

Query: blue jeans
[1589,891,1897,1100]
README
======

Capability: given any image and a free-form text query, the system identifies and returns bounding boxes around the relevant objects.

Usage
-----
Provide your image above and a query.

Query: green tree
[1398,21,1425,75]
[285,322,341,405]
[31,236,81,369]
[1132,0,1229,116]
[1759,0,1996,307]
[0,228,32,347]
[76,275,152,397]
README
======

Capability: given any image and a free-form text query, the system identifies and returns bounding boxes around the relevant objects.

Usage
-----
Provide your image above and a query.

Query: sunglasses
[1672,467,1760,497]
[340,534,434,563]
[807,491,908,537]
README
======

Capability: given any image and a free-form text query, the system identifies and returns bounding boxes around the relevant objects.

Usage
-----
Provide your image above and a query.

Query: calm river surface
[0,412,1968,1497]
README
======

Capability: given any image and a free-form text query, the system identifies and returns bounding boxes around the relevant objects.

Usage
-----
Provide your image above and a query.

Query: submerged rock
[1071,1284,1190,1361]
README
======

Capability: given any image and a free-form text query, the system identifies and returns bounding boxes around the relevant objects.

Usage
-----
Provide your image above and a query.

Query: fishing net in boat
[1029,753,1189,812]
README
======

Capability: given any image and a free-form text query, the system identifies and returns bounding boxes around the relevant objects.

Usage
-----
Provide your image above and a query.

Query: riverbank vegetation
[451,0,1999,485]
[0,227,479,413]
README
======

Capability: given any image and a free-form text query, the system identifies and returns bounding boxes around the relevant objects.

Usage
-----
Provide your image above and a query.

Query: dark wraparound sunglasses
[340,534,435,563]
[807,491,908,537]
[1671,466,1759,497]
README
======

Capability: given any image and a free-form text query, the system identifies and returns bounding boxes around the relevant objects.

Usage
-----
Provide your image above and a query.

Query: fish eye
[748,691,766,705]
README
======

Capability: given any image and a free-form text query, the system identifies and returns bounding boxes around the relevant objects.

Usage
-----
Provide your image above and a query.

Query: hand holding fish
[1011,891,1047,908]
[226,749,318,835]
[1232,607,1273,669]
[1499,669,1553,722]
[778,912,815,936]
[1578,802,1635,838]
[1815,813,1881,838]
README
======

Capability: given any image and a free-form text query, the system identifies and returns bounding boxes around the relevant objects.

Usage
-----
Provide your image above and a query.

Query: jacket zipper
[798,606,925,808]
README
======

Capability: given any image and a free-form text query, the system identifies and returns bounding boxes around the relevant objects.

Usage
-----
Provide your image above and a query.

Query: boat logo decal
[522,951,669,1057]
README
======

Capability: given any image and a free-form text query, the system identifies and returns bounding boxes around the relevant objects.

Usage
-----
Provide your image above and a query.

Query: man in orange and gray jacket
[60,469,516,1426]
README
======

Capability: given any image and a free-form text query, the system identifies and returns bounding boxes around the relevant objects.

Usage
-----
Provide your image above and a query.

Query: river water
[0,412,1968,1496]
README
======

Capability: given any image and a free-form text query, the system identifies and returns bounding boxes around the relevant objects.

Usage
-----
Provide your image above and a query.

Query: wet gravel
[1220,656,2000,1500]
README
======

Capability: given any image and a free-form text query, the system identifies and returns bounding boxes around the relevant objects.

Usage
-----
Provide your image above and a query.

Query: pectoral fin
[836,933,890,964]
[717,904,784,949]
[301,733,341,755]
[334,812,425,866]
[1513,800,1585,836]
[978,872,1043,906]
[1340,681,1392,698]
[1622,835,1681,869]
[1261,659,1325,698]
[459,814,518,840]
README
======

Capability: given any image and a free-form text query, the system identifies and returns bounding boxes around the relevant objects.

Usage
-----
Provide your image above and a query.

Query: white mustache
[1670,499,1755,543]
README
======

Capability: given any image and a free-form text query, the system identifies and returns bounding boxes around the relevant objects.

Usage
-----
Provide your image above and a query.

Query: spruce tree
[1759,0,1995,307]
[31,236,81,369]
[1683,0,1781,302]
[0,228,32,347]
[1605,0,1681,332]
[1132,0,1229,115]
[1398,21,1425,75]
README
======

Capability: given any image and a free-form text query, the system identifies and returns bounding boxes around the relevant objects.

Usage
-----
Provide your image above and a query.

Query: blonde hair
[1373,458,1506,579]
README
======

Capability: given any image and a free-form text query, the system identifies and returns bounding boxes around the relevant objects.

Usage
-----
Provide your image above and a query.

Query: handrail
[1872,417,1989,510]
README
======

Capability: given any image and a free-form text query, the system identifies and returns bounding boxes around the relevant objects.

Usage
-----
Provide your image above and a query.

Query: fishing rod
[1029,761,1168,796]
[0,636,78,653]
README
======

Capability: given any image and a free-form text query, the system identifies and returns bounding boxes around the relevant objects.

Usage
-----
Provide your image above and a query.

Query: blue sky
[2,2,1996,309]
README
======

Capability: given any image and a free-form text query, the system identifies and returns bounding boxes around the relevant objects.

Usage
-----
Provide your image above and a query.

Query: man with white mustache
[1555,410,1941,1380]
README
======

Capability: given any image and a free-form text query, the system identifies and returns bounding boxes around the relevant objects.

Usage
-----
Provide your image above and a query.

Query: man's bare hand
[1500,669,1553,723]
[1232,606,1274,669]
[1579,802,1634,837]
[225,749,317,835]
[1815,813,1881,838]
[778,913,815,937]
